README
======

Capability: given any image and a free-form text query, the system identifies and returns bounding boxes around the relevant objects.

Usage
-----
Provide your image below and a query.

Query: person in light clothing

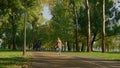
[56,37,63,55]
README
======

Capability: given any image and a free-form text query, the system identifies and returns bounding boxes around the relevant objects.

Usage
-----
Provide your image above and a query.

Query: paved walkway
[31,52,120,68]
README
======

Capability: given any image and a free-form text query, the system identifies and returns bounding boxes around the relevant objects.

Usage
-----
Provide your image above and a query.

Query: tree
[7,0,24,50]
[78,4,87,52]
[88,0,102,51]
[86,0,91,52]
[22,0,43,55]
[23,0,27,56]
[102,0,106,53]
[70,0,79,52]
[50,0,75,51]
[68,0,83,51]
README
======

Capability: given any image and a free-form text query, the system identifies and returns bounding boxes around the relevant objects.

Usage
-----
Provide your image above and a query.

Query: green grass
[65,52,120,60]
[0,50,32,68]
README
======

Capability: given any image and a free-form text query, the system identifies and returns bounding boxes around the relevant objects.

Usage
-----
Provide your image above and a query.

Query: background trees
[0,0,43,50]
[0,0,120,52]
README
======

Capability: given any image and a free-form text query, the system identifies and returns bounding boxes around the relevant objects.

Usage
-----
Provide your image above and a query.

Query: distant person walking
[55,37,63,55]
[33,40,42,51]
[33,41,37,51]
[37,40,42,51]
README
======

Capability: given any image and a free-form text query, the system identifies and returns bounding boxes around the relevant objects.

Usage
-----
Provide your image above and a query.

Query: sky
[113,0,120,3]
[42,5,52,20]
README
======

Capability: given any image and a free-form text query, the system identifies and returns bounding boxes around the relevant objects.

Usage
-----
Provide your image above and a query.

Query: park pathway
[31,52,120,68]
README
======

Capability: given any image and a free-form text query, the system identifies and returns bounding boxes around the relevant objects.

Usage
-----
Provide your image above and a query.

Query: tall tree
[70,0,79,51]
[23,0,27,56]
[102,0,106,53]
[8,0,23,50]
[69,0,83,51]
[86,0,91,52]
[22,0,42,55]
[50,0,75,50]
[89,0,103,51]
[26,0,43,49]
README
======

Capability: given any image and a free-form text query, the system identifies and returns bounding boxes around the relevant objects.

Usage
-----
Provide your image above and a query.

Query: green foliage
[50,0,75,42]
[0,0,120,52]
[0,0,44,49]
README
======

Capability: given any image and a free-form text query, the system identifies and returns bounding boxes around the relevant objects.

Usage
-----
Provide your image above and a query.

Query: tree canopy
[0,0,120,52]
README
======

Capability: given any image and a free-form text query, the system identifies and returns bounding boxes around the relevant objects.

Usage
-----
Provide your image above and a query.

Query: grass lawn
[65,52,120,60]
[0,50,31,68]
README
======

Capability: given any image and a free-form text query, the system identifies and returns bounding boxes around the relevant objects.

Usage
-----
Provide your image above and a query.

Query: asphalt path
[31,52,120,68]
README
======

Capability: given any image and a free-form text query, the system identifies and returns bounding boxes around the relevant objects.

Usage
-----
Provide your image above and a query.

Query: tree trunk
[106,45,109,52]
[86,0,91,52]
[81,42,85,52]
[67,41,71,51]
[23,0,28,56]
[91,32,97,51]
[8,45,11,49]
[12,12,17,50]
[23,11,27,56]
[102,0,106,53]
[72,0,79,52]
[32,22,35,50]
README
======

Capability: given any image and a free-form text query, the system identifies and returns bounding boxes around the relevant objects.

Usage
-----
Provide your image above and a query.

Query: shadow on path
[31,52,120,68]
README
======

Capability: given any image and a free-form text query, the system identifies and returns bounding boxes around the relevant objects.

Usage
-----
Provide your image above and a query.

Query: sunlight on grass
[65,52,120,60]
[0,50,31,68]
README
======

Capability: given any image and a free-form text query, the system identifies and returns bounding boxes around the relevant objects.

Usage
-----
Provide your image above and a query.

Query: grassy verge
[0,50,32,68]
[64,52,120,60]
